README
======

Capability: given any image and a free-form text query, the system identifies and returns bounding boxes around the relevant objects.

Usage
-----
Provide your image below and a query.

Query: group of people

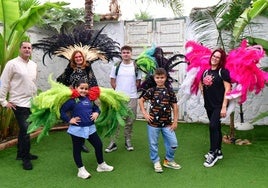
[0,41,230,178]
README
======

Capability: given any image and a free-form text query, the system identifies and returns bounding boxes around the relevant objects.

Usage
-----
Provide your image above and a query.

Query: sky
[41,0,220,20]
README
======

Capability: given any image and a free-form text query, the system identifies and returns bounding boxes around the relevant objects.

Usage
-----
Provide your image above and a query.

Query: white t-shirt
[110,61,141,98]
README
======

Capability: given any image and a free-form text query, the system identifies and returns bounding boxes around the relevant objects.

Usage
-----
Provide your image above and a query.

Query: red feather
[88,86,100,101]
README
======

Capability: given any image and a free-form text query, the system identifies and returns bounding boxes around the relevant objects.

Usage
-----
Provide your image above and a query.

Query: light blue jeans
[147,125,178,163]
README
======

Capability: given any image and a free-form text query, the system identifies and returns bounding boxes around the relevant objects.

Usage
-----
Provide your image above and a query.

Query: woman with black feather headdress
[27,25,132,146]
[32,25,121,153]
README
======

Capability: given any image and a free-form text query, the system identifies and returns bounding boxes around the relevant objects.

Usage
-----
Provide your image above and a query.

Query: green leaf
[0,0,21,72]
[249,0,268,18]
[0,0,20,26]
[233,0,268,41]
[11,2,62,32]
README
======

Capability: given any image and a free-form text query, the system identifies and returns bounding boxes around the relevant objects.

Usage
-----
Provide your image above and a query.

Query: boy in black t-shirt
[139,68,181,173]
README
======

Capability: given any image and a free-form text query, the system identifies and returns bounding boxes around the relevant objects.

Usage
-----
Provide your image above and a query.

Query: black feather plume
[33,24,121,65]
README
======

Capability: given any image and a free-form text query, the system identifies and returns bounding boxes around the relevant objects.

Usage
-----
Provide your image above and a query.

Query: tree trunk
[84,0,94,30]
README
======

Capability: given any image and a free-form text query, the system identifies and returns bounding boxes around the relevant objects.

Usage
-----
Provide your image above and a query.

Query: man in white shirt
[105,45,141,152]
[0,41,38,170]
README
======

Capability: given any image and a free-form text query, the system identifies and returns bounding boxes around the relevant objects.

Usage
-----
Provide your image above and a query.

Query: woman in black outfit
[200,48,231,167]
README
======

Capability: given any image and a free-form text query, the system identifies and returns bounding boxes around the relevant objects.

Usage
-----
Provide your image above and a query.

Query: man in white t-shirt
[105,45,142,152]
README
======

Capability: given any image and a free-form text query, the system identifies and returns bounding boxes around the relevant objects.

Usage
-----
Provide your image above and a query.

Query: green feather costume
[27,75,130,142]
[28,25,128,142]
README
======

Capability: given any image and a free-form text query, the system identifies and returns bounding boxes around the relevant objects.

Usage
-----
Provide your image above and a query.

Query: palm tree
[83,0,183,29]
[84,0,94,29]
[188,0,268,141]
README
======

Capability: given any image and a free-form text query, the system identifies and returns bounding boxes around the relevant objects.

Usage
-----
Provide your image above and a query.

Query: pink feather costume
[179,40,268,118]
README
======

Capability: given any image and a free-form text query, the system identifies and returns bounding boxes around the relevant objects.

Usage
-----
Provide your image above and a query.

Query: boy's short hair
[154,68,167,76]
[121,45,132,52]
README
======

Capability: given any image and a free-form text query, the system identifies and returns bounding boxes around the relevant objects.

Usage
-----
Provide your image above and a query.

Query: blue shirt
[60,96,100,138]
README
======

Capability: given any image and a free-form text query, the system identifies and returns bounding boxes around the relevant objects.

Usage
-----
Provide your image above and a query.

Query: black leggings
[206,108,222,152]
[71,132,103,168]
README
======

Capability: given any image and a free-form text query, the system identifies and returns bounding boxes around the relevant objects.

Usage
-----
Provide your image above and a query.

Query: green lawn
[0,121,267,188]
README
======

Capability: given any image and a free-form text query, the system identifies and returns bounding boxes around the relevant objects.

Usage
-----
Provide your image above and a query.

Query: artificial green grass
[0,121,267,188]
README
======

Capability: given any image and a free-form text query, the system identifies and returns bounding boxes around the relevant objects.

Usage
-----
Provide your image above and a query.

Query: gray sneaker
[125,140,134,151]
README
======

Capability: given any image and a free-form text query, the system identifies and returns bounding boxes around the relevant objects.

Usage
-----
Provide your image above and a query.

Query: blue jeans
[147,125,178,163]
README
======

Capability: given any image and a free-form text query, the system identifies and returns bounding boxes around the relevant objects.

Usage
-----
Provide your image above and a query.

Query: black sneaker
[203,152,218,167]
[204,150,223,160]
[204,151,213,159]
[105,143,117,153]
[23,159,33,170]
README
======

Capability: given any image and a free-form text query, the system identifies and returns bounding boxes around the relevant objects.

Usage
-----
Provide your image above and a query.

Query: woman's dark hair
[209,48,227,69]
[73,79,89,88]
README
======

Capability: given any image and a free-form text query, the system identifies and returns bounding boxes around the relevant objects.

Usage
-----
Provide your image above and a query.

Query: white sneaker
[154,161,163,173]
[96,162,114,172]
[77,166,91,179]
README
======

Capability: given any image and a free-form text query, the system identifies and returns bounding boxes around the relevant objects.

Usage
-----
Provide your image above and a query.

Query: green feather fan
[27,75,71,142]
[96,87,131,137]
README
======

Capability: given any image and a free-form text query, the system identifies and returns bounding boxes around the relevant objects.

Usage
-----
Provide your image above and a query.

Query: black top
[57,63,98,87]
[202,68,231,110]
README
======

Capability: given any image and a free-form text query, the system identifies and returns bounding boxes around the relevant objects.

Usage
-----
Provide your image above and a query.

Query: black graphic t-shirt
[202,68,231,110]
[143,87,177,127]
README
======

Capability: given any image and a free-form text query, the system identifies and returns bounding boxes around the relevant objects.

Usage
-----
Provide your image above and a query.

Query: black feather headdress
[136,46,188,97]
[32,25,121,64]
